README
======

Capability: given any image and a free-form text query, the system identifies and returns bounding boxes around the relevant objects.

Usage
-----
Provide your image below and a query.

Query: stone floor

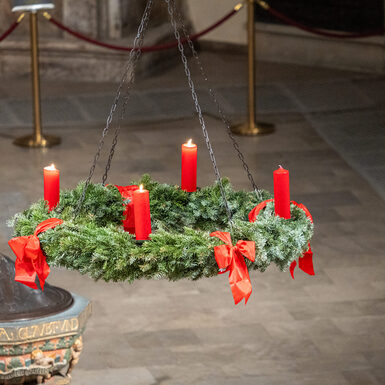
[0,51,384,385]
[1,52,384,200]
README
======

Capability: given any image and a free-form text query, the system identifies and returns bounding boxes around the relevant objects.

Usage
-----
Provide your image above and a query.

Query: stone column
[62,0,98,38]
[108,0,122,39]
[0,2,12,30]
[120,0,146,37]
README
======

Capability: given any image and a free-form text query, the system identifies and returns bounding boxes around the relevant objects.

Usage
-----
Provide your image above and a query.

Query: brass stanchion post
[13,11,60,148]
[231,0,274,136]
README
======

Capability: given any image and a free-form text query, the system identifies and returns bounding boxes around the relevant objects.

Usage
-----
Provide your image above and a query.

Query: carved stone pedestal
[0,255,92,385]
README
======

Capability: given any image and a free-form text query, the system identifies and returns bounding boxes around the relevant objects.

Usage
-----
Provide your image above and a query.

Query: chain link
[75,0,256,224]
[102,0,154,186]
[165,0,233,231]
[173,4,262,200]
[75,0,154,216]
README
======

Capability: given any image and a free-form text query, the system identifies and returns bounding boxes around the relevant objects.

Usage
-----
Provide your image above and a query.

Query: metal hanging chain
[172,3,262,200]
[165,0,233,231]
[101,1,154,186]
[75,0,154,216]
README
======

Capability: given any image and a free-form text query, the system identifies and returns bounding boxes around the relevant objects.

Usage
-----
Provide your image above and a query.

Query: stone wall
[186,0,385,74]
[0,0,190,81]
[1,0,383,78]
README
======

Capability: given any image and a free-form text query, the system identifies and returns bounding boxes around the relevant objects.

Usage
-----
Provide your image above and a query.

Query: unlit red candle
[44,164,60,211]
[273,165,291,219]
[133,184,152,240]
[181,139,197,192]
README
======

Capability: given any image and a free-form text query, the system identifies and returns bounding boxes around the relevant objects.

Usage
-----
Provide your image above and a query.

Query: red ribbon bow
[248,199,314,279]
[210,231,255,305]
[115,185,139,233]
[8,218,63,290]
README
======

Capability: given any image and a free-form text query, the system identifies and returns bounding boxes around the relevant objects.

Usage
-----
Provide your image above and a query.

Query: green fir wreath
[8,175,313,283]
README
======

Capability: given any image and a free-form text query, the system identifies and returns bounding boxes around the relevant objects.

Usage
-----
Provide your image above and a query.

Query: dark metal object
[0,254,73,322]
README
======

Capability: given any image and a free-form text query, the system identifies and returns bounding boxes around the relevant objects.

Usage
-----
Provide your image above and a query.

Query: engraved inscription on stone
[0,318,79,343]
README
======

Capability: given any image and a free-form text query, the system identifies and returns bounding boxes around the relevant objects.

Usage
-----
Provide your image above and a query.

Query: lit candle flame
[45,163,57,171]
[185,139,195,147]
[139,184,144,192]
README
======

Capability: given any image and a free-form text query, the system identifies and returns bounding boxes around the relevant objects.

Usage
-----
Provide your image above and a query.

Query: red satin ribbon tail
[298,246,315,276]
[10,237,39,289]
[213,244,232,271]
[8,236,28,258]
[248,199,274,223]
[236,240,256,262]
[116,185,139,234]
[230,279,252,305]
[15,277,38,290]
[210,231,232,245]
[36,256,50,291]
[124,202,136,234]
[248,199,315,281]
[9,217,63,290]
[290,260,297,279]
[34,218,64,236]
[124,225,135,234]
[14,259,38,289]
[38,278,46,290]
[210,231,256,305]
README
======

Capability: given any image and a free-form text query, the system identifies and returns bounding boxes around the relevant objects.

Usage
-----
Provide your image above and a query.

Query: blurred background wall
[1,0,384,80]
[0,0,190,81]
[186,0,385,73]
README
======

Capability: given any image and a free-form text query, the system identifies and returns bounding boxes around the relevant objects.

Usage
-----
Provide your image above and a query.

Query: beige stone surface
[0,51,384,384]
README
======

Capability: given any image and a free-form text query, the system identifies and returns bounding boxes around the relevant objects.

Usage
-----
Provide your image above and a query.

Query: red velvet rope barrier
[43,5,241,53]
[0,14,25,43]
[256,0,385,39]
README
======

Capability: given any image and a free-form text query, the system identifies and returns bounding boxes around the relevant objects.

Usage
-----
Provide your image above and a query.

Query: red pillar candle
[44,164,60,211]
[181,139,197,192]
[273,165,291,219]
[133,184,152,240]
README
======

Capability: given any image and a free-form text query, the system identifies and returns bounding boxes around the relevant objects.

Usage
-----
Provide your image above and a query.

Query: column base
[13,134,61,148]
[230,121,274,136]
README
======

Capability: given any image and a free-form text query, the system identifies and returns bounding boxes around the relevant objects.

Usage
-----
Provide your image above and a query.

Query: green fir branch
[9,175,313,283]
